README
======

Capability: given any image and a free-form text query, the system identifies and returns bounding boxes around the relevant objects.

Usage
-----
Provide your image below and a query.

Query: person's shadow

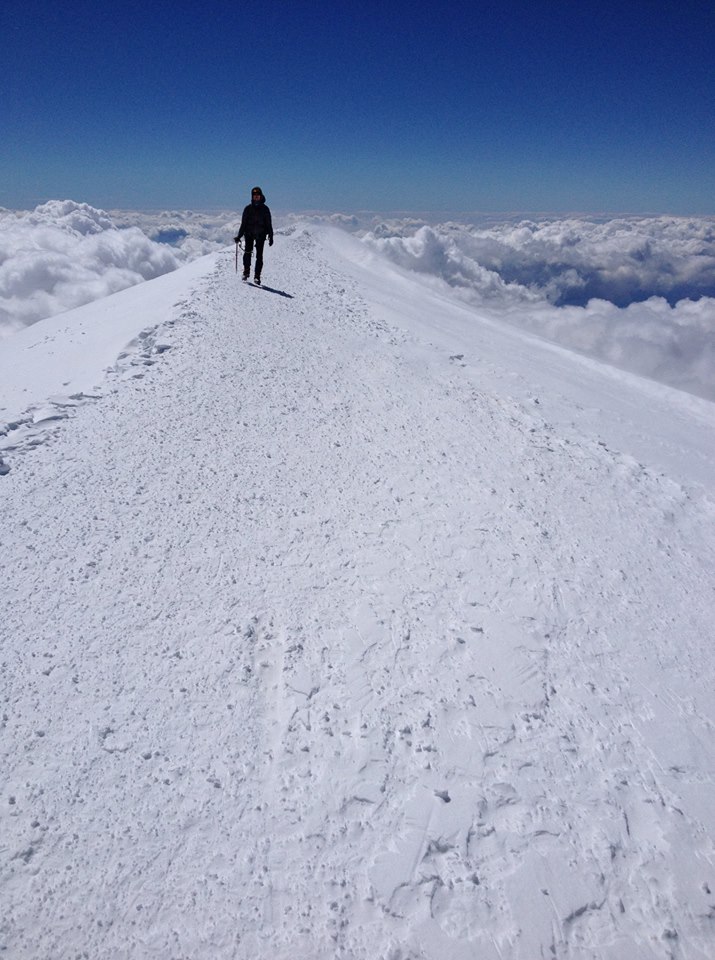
[252,284,293,299]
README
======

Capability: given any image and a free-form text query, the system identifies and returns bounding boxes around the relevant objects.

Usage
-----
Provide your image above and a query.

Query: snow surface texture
[1,226,715,960]
[0,251,219,467]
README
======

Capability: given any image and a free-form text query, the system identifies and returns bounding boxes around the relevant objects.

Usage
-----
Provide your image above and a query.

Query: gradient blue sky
[2,0,713,214]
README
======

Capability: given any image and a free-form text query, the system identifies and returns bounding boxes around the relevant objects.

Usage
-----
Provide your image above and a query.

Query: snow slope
[1,226,714,960]
[0,251,218,467]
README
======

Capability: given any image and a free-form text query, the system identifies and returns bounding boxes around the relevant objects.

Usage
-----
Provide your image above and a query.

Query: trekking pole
[234,238,243,273]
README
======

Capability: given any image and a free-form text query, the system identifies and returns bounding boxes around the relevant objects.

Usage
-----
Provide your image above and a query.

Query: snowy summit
[1,223,715,959]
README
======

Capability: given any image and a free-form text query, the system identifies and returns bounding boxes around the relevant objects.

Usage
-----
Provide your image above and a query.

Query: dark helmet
[251,186,265,202]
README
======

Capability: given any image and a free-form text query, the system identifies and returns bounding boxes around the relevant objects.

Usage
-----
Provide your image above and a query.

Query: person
[234,186,273,285]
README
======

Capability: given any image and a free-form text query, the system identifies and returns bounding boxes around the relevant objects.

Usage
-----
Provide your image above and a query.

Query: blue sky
[2,0,713,213]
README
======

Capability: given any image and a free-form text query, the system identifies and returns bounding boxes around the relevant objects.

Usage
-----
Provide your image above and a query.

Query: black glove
[268,236,273,246]
[234,235,241,243]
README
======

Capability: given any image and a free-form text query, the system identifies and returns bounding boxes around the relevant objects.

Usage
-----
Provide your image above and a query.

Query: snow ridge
[1,228,714,959]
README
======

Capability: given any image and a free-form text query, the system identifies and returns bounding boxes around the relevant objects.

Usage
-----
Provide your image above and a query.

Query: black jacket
[237,198,273,241]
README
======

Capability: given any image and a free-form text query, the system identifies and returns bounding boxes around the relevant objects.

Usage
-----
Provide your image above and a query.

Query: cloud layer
[0,201,234,337]
[108,207,244,258]
[357,216,715,401]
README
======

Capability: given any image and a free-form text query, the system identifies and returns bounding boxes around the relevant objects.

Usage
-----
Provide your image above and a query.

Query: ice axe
[234,236,243,273]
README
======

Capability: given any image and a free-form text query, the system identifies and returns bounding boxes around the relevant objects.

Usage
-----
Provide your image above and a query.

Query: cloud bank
[356,217,715,401]
[0,201,235,337]
[109,207,244,259]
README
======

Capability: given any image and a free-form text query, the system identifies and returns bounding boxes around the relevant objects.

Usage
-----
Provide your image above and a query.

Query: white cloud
[109,207,244,256]
[357,216,715,401]
[508,295,715,400]
[0,201,227,337]
[285,212,363,232]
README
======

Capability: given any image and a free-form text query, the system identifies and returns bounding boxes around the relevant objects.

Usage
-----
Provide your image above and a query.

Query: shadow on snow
[249,284,294,299]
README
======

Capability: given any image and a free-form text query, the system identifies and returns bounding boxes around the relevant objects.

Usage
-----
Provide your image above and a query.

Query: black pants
[242,234,266,278]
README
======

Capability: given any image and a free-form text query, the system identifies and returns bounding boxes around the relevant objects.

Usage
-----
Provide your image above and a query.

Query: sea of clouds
[1,202,714,400]
[374,217,715,400]
[328,214,715,401]
[0,200,239,336]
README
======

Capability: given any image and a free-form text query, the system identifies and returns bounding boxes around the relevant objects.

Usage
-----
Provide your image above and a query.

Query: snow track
[2,227,714,959]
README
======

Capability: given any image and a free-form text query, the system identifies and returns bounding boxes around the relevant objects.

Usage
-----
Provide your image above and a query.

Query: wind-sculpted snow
[357,216,715,401]
[1,227,715,960]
